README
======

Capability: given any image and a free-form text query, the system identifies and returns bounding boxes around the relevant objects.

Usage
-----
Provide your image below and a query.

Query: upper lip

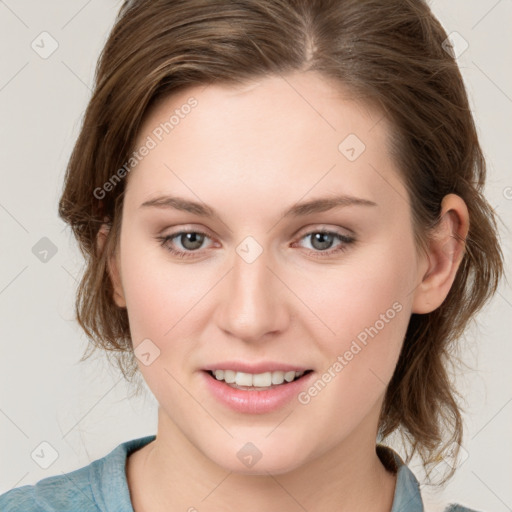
[202,361,312,374]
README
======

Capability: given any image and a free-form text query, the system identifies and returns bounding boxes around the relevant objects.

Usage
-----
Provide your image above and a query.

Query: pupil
[311,232,333,250]
[182,232,204,250]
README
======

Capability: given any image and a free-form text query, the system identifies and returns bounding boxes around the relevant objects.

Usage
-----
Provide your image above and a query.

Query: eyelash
[156,229,355,260]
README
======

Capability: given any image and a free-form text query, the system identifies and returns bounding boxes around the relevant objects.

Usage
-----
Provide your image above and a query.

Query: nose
[214,245,290,343]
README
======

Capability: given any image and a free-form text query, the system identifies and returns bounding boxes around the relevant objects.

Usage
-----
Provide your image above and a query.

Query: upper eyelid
[294,224,354,238]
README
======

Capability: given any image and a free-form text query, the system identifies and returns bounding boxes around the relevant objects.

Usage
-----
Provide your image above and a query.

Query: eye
[156,230,213,259]
[156,227,355,260]
[293,229,355,258]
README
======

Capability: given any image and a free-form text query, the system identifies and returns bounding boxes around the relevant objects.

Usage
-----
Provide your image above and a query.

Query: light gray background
[0,1,511,510]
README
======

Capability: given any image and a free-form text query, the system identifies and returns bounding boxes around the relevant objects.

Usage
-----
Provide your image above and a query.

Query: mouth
[204,369,314,391]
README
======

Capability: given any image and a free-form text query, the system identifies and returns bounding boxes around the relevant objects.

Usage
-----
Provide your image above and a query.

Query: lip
[202,360,312,374]
[201,369,315,414]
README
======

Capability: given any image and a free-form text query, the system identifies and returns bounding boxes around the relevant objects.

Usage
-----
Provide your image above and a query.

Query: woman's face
[111,71,428,474]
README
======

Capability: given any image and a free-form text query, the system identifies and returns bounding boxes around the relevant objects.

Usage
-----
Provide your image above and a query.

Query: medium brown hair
[58,0,504,485]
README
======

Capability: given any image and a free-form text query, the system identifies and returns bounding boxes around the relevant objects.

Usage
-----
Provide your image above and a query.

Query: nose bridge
[216,239,288,341]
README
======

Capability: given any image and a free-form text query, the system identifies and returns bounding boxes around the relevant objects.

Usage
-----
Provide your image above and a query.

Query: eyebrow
[140,194,377,218]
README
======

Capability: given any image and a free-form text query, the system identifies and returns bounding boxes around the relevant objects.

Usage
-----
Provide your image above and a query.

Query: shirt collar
[377,443,424,512]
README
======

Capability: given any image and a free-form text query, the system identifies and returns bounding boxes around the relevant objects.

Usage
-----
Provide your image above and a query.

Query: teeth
[252,372,272,387]
[284,371,297,383]
[224,370,236,383]
[212,369,306,387]
[236,372,253,387]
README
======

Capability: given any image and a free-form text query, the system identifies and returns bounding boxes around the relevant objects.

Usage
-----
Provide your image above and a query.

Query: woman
[0,0,504,510]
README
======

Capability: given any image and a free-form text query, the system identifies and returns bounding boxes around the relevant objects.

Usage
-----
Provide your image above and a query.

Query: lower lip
[201,370,315,414]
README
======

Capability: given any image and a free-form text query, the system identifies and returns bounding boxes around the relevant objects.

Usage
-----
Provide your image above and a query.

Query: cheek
[292,239,413,406]
[119,228,219,338]
[118,245,209,397]
[295,240,412,344]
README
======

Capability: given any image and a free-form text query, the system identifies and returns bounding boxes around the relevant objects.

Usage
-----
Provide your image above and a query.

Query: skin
[99,70,469,512]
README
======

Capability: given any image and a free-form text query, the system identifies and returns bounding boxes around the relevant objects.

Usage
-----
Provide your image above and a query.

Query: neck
[127,408,397,512]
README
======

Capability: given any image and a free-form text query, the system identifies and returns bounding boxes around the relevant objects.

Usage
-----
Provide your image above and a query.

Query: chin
[204,437,310,476]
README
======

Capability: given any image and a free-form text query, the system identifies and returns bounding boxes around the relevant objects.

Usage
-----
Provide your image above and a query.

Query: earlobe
[411,194,469,314]
[97,222,126,308]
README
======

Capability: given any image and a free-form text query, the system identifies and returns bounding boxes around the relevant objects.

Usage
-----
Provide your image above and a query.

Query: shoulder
[0,486,39,512]
[0,465,97,512]
[0,435,156,512]
[376,444,485,512]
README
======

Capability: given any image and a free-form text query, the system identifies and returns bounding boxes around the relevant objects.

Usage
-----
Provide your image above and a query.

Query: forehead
[125,71,405,215]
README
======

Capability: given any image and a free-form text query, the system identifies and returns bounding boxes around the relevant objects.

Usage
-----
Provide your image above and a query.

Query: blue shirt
[0,435,481,511]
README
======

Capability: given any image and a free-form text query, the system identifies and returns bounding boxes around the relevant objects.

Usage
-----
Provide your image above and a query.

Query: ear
[411,194,469,314]
[97,222,126,308]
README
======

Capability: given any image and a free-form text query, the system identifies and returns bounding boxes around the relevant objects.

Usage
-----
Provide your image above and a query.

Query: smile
[202,369,315,414]
[208,369,312,390]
